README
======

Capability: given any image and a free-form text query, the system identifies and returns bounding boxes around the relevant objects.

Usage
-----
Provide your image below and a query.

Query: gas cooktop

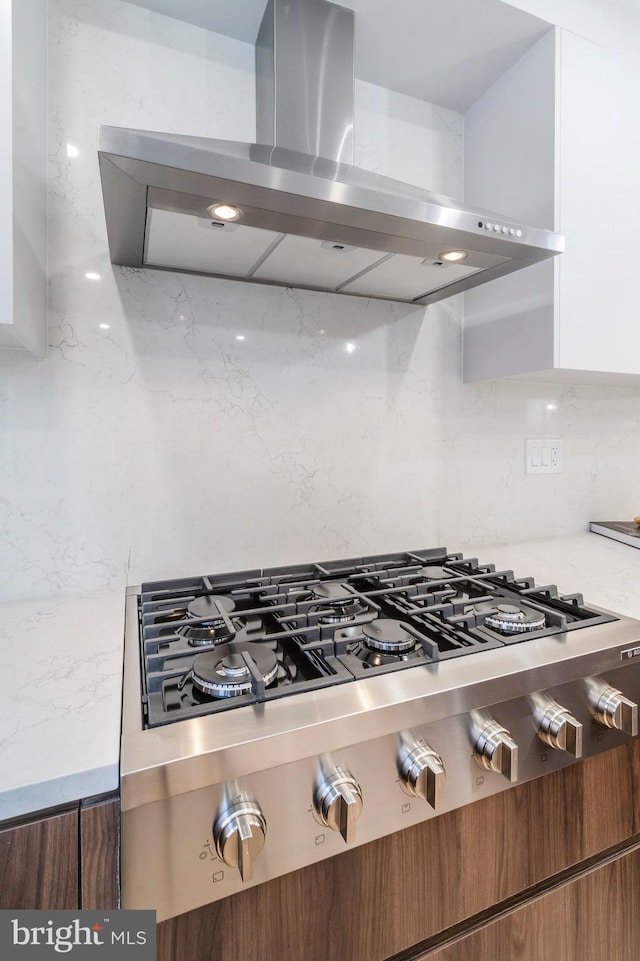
[138,548,615,728]
[123,545,640,922]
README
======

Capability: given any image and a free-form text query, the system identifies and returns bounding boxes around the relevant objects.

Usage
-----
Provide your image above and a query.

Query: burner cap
[192,643,278,698]
[311,582,352,602]
[188,594,235,620]
[474,600,546,634]
[362,619,416,653]
[310,582,367,624]
[178,594,237,646]
[417,565,449,581]
[468,600,500,616]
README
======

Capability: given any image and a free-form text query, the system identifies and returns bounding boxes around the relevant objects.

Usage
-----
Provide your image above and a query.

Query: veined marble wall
[1,0,639,602]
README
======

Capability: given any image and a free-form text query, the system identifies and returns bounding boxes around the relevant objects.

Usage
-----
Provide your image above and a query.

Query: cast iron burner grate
[145,635,354,727]
[137,547,617,727]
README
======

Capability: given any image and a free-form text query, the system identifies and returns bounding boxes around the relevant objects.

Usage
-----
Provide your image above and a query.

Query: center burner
[416,565,450,581]
[177,594,237,646]
[189,643,278,698]
[362,619,417,653]
[468,600,547,635]
[339,617,439,672]
[309,582,369,624]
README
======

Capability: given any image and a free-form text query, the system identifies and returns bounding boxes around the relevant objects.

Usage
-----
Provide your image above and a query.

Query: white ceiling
[123,0,551,111]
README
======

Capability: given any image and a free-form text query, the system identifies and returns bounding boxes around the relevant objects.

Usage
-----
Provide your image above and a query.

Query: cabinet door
[558,31,640,374]
[0,807,78,909]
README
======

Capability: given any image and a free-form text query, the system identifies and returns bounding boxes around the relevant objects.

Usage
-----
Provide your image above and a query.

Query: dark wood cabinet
[157,738,640,961]
[0,807,78,909]
[421,843,640,961]
[0,794,119,912]
[80,797,120,910]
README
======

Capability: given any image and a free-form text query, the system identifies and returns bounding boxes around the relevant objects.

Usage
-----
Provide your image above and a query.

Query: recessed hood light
[207,203,241,222]
[438,249,468,263]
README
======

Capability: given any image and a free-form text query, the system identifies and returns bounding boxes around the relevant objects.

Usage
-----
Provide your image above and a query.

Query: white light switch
[525,439,562,475]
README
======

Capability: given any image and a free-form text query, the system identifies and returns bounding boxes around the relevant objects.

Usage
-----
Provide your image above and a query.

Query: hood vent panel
[144,206,487,303]
[144,210,283,278]
[251,234,387,289]
[99,0,564,305]
[341,256,481,302]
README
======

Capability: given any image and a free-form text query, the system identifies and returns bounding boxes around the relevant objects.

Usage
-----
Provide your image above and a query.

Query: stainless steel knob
[537,701,583,757]
[400,743,446,809]
[591,685,638,736]
[314,767,363,844]
[213,800,266,882]
[473,719,518,782]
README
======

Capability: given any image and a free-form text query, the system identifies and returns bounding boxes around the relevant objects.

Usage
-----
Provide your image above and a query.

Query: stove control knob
[591,685,638,736]
[473,719,518,782]
[537,701,583,757]
[213,801,266,882]
[314,768,363,844]
[400,743,446,809]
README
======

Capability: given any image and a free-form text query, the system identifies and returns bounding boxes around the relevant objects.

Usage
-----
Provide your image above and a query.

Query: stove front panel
[122,659,640,921]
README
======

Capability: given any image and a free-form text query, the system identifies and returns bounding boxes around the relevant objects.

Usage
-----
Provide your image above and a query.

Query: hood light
[207,203,241,222]
[438,249,468,263]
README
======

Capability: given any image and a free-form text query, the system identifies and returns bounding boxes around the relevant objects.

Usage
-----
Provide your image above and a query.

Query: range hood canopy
[98,0,564,306]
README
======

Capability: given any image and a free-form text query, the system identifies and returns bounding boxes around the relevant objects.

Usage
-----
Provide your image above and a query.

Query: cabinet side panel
[463,29,557,382]
[0,808,79,909]
[465,27,556,229]
[463,261,555,382]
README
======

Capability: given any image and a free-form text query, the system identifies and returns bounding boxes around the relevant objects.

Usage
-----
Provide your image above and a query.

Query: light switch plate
[525,438,563,475]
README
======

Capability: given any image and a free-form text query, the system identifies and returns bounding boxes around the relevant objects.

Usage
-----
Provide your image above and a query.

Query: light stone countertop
[1,531,638,824]
[0,587,125,823]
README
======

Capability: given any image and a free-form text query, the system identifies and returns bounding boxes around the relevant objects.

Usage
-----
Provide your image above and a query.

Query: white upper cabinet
[463,27,640,384]
[1,0,48,357]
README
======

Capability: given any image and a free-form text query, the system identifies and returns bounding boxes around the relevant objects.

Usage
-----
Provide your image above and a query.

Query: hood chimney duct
[256,0,355,165]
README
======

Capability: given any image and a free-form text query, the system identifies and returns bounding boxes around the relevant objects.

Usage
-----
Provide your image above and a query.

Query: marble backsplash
[1,0,640,602]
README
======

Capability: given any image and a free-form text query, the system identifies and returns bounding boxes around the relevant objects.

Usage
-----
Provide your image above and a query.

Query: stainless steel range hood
[98,0,564,306]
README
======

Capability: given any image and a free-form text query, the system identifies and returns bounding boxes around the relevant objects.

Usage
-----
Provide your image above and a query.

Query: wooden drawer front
[423,842,640,961]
